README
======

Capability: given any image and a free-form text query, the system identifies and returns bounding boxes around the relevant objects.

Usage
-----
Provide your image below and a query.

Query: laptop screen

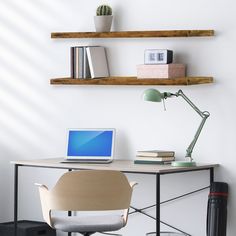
[67,129,115,159]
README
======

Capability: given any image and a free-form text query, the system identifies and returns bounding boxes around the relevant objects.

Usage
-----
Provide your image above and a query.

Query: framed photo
[144,49,173,64]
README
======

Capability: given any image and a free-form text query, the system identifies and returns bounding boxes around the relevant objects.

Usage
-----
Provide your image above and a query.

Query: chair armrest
[129,181,138,189]
[122,181,138,225]
[35,183,53,227]
[35,183,48,188]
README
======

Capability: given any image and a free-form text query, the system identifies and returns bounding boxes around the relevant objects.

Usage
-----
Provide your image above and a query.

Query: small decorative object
[94,5,113,32]
[142,88,210,167]
[144,49,173,64]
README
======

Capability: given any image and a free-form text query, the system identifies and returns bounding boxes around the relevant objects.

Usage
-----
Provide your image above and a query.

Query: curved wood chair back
[47,170,133,211]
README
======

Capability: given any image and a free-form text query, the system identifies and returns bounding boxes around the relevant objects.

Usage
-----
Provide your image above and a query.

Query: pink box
[137,64,186,79]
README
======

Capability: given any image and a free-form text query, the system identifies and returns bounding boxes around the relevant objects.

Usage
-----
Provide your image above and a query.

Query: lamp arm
[185,114,209,160]
[175,90,210,161]
[176,90,206,118]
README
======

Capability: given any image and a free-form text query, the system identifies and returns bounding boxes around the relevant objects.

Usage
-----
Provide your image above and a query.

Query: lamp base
[171,161,196,167]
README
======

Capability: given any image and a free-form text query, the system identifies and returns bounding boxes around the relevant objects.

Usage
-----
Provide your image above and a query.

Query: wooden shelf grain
[51,30,214,39]
[50,76,213,86]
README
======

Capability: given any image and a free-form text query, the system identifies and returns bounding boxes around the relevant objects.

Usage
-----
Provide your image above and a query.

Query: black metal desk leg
[68,169,72,236]
[210,167,214,184]
[14,164,19,236]
[156,174,160,236]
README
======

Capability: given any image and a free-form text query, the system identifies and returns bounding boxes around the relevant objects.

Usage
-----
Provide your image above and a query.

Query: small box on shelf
[137,64,186,79]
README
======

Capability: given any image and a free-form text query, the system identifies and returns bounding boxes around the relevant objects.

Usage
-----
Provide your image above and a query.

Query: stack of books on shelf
[70,46,109,79]
[134,150,175,164]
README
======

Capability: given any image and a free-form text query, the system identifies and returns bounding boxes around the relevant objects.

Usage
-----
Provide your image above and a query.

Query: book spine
[83,47,91,79]
[70,47,74,78]
[74,47,84,79]
[137,152,175,157]
[135,157,175,161]
[86,47,95,78]
[134,160,172,165]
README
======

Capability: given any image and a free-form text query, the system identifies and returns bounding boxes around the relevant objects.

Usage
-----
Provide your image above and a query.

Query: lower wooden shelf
[50,76,213,86]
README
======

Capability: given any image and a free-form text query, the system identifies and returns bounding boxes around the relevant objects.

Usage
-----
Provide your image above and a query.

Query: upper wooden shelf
[50,76,213,85]
[51,30,214,39]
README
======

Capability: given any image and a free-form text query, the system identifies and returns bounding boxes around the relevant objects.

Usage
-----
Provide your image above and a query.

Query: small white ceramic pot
[94,15,113,32]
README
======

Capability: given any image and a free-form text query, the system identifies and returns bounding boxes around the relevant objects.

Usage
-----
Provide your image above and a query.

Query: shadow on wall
[0,1,73,155]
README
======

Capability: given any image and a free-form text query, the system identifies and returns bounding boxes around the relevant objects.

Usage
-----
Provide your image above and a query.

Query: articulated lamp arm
[143,88,210,165]
[175,90,210,161]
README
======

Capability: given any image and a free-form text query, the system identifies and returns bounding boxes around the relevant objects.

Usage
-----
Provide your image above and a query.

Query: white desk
[11,158,218,236]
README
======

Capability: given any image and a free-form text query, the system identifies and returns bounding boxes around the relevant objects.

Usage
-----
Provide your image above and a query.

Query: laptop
[61,128,115,163]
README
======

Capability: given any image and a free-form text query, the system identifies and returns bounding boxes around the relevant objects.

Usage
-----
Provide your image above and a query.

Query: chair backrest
[47,170,133,211]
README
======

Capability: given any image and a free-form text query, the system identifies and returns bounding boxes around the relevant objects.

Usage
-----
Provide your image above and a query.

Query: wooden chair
[36,170,137,236]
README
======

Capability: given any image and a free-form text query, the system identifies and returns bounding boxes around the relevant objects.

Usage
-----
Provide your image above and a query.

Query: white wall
[0,0,235,235]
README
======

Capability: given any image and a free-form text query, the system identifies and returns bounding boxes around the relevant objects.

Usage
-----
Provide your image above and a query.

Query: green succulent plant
[96,4,112,16]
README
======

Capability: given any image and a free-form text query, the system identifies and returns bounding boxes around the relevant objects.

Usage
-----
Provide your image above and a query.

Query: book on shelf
[83,47,91,78]
[134,160,172,165]
[70,46,91,79]
[74,47,83,79]
[135,156,175,162]
[70,47,74,78]
[86,46,109,78]
[137,150,175,157]
[137,64,186,79]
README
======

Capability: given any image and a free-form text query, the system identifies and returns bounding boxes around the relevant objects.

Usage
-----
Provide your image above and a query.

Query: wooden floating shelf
[51,30,214,39]
[50,76,213,86]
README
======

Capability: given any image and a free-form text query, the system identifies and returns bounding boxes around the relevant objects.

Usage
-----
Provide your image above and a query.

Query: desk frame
[12,159,217,236]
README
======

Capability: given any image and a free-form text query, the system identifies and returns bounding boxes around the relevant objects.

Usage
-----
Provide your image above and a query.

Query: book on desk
[135,150,175,164]
[137,150,175,157]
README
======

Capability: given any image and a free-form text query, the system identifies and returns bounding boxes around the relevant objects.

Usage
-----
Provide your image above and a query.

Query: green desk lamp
[143,88,210,167]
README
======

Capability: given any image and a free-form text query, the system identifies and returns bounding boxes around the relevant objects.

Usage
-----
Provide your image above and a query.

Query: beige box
[137,64,186,79]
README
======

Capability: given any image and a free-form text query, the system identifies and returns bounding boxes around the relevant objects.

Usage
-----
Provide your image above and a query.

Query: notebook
[61,129,115,163]
[86,46,109,78]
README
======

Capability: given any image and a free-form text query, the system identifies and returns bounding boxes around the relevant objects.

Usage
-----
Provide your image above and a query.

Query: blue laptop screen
[67,130,113,157]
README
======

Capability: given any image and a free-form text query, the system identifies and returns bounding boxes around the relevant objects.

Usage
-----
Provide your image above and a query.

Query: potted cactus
[94,4,113,32]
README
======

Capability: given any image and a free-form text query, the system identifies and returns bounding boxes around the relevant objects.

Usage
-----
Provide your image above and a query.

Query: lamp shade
[143,89,164,102]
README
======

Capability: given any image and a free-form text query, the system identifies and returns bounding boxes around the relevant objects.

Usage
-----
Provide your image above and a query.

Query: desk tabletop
[11,158,219,174]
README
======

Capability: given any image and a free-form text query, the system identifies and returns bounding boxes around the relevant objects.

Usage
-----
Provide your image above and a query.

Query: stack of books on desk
[134,150,175,164]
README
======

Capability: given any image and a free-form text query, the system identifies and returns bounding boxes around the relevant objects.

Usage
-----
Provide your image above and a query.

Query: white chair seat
[52,214,124,233]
